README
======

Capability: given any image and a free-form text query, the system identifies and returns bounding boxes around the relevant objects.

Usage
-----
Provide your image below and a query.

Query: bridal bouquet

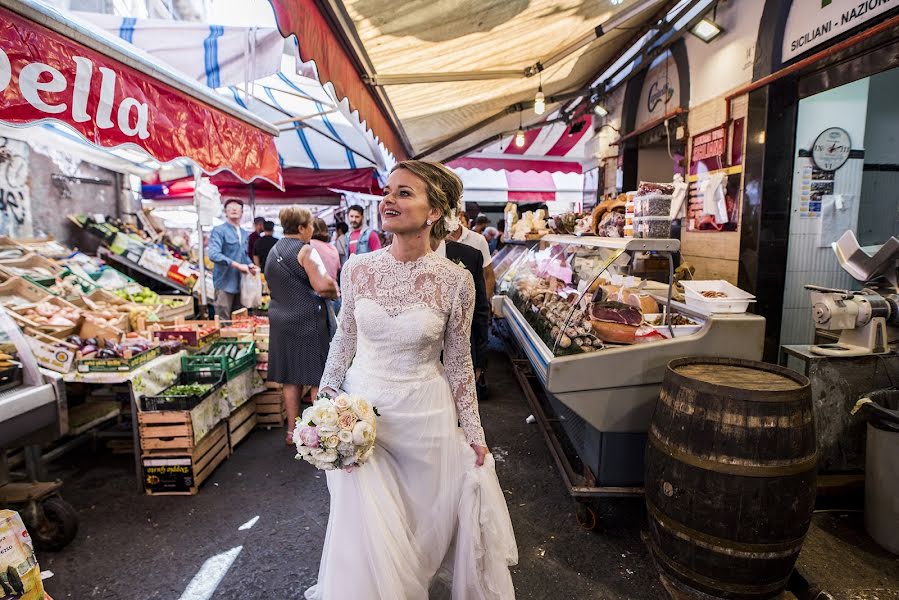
[293,392,379,471]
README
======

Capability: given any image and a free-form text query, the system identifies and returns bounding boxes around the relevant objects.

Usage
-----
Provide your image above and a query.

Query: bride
[305,160,518,599]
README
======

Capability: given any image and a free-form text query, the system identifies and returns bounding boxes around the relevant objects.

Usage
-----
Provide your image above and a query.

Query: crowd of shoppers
[206,189,504,439]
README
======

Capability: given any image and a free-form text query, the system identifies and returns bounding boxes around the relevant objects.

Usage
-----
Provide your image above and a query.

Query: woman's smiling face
[379,168,440,236]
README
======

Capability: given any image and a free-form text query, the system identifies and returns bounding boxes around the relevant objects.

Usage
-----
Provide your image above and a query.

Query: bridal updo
[390,160,463,241]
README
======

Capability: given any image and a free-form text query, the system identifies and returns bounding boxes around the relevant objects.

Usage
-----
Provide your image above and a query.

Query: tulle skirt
[304,368,517,600]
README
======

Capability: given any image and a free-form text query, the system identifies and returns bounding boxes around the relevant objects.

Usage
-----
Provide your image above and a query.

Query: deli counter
[494,235,766,487]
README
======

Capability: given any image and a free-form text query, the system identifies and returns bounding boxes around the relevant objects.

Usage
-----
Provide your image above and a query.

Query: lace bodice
[320,249,486,446]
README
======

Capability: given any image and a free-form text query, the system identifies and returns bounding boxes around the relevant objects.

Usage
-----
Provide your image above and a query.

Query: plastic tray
[181,340,256,380]
[141,372,224,411]
[681,280,756,314]
[643,313,704,338]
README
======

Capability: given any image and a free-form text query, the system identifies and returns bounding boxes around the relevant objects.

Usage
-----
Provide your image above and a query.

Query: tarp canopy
[269,0,667,161]
[79,14,394,175]
[0,0,283,186]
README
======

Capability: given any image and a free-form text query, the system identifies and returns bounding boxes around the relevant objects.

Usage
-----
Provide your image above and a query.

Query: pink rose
[298,426,320,448]
[337,411,358,431]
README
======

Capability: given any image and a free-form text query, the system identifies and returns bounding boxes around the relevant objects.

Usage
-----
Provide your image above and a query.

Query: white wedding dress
[305,249,518,600]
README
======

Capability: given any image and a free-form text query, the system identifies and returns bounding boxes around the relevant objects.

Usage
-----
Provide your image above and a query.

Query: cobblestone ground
[41,341,665,600]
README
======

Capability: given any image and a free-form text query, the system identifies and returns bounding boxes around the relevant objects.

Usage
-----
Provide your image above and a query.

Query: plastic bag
[0,311,42,387]
[240,272,263,308]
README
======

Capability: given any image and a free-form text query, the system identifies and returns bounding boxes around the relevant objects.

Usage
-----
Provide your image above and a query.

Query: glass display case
[500,235,680,357]
[493,234,767,488]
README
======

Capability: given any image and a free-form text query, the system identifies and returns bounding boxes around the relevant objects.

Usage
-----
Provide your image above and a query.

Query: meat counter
[493,234,766,487]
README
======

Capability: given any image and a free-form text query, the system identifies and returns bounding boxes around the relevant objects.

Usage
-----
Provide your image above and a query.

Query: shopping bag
[240,272,263,308]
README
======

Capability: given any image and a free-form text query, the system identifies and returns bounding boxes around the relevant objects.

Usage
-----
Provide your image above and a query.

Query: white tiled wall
[780,79,870,346]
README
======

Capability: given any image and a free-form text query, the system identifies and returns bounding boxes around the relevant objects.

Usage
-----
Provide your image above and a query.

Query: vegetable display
[165,383,213,396]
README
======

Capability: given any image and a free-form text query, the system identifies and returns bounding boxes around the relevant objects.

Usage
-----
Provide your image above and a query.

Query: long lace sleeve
[445,270,487,447]
[320,259,357,392]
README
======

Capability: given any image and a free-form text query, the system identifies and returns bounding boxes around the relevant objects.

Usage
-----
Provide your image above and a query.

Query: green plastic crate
[181,340,256,381]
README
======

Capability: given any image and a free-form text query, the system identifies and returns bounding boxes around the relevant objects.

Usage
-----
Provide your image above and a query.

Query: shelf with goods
[492,233,766,496]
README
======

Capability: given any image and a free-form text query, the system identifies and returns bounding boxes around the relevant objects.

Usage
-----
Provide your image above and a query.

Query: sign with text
[635,52,679,131]
[782,0,896,63]
[690,126,727,175]
[0,6,281,186]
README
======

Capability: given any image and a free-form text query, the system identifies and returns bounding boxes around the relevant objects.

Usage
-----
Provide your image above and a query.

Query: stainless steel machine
[806,231,899,357]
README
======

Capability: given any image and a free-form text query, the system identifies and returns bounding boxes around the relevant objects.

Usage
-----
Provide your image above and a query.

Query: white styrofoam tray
[681,280,756,314]
[644,313,705,338]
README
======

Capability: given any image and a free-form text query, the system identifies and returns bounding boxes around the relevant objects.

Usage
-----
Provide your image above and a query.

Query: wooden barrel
[645,357,816,600]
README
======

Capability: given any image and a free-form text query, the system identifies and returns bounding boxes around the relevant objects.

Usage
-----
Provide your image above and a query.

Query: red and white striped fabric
[448,115,589,209]
[475,114,592,162]
[451,167,583,207]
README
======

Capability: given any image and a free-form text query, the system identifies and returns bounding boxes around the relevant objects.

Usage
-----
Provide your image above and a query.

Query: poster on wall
[690,126,727,175]
[686,167,742,233]
[0,137,34,238]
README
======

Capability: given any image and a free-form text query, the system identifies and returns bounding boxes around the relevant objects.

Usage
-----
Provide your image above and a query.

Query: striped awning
[452,167,583,206]
[79,12,393,175]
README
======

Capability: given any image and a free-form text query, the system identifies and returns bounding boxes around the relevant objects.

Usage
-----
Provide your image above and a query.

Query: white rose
[352,399,374,421]
[296,446,312,457]
[352,421,374,446]
[314,404,339,427]
[338,429,354,444]
[317,449,338,463]
[317,425,338,438]
[322,435,339,450]
[333,395,351,411]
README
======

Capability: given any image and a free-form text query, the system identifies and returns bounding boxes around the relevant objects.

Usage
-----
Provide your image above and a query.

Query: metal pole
[194,171,208,307]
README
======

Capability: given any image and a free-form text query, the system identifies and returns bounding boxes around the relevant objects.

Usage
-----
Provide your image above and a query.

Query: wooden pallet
[228,399,257,449]
[254,390,286,428]
[141,423,229,496]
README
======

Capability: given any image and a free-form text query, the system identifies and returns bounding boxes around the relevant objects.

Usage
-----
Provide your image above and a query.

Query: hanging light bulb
[515,128,526,147]
[534,86,545,116]
[515,109,526,147]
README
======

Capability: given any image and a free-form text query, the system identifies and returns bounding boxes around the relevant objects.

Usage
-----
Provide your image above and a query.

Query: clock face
[812,127,851,172]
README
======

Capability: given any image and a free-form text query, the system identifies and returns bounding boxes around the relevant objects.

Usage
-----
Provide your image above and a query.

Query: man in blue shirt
[207,199,257,319]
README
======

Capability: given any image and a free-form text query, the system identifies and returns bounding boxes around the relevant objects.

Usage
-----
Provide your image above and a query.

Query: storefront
[740,0,899,359]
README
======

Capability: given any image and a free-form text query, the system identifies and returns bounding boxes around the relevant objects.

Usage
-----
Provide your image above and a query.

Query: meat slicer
[805,231,899,357]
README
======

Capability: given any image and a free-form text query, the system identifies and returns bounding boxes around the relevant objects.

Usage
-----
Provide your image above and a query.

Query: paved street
[40,341,666,600]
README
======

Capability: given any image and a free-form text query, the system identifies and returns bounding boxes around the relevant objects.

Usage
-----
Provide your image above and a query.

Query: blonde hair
[390,160,463,240]
[279,205,313,234]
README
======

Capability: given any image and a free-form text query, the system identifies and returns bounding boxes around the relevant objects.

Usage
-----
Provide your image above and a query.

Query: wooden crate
[141,422,229,496]
[254,390,286,428]
[139,410,194,454]
[228,399,257,450]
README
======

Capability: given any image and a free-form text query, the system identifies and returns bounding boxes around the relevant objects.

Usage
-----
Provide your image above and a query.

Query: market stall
[492,184,766,522]
[0,0,286,514]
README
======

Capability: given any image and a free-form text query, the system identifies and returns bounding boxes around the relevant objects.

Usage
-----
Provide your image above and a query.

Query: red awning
[0,1,282,187]
[268,0,407,160]
[148,167,379,201]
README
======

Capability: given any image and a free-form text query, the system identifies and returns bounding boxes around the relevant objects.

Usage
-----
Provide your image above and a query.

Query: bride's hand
[471,444,489,467]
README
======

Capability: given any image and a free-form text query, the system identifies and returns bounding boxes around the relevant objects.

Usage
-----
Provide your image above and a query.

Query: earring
[426,219,433,226]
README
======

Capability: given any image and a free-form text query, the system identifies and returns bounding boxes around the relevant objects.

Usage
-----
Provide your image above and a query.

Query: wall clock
[812,127,851,172]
